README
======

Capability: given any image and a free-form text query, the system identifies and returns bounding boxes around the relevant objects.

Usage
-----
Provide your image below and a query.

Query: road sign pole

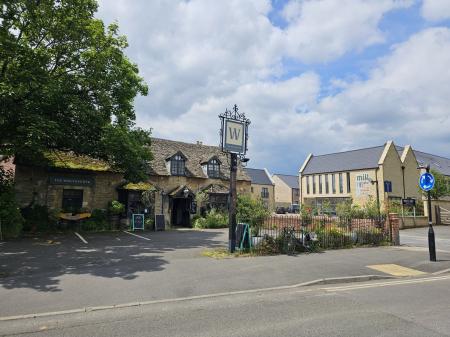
[425,166,436,262]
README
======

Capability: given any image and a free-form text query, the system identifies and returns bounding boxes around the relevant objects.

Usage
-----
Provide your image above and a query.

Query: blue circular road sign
[419,172,435,191]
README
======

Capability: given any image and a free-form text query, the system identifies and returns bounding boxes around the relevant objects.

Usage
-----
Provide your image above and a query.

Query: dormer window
[207,158,220,178]
[171,154,185,176]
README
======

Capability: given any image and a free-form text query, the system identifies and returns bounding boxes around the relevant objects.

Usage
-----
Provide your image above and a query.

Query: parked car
[287,204,300,213]
[276,206,287,214]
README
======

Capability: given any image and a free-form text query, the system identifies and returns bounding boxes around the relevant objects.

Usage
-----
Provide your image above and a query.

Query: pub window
[62,189,83,212]
[325,174,329,194]
[312,175,316,194]
[261,187,269,198]
[332,174,336,194]
[346,172,351,193]
[170,154,185,176]
[319,175,322,194]
[306,176,310,194]
[207,159,220,178]
[339,173,343,194]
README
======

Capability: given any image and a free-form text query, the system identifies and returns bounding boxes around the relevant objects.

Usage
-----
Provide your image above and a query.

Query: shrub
[353,227,385,245]
[145,217,154,230]
[316,227,352,249]
[108,200,125,216]
[237,195,270,236]
[21,204,58,232]
[81,209,108,231]
[193,209,228,229]
[0,166,24,239]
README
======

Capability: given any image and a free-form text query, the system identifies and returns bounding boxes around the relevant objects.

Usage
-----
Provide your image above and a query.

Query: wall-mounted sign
[49,176,94,187]
[132,214,145,231]
[355,173,371,197]
[384,181,393,193]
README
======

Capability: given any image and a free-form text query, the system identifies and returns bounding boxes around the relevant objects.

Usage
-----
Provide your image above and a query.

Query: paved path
[400,225,450,253]
[2,275,450,336]
[2,229,450,318]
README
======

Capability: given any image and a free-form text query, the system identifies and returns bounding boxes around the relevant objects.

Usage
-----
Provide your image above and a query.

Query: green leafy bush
[237,195,270,236]
[353,228,385,245]
[108,200,125,215]
[193,209,228,229]
[316,227,352,249]
[21,204,58,232]
[0,167,24,239]
[81,209,109,231]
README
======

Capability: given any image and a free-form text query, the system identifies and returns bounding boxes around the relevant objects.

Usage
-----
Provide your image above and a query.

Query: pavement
[400,225,450,252]
[1,226,450,320]
[2,273,450,336]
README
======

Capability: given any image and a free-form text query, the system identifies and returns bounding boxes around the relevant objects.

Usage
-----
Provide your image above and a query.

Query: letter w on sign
[224,120,245,153]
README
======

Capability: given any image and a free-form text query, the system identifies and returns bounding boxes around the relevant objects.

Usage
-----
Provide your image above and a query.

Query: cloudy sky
[97,0,450,175]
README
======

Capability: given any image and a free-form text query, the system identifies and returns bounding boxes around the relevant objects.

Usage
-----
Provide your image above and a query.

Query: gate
[438,206,450,225]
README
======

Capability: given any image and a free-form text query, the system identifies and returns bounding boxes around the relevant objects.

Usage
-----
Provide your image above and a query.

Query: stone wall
[400,216,428,229]
[14,164,123,210]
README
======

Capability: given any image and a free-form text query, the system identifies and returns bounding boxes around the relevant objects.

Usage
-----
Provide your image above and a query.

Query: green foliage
[316,227,352,249]
[145,217,154,230]
[236,195,270,234]
[21,204,57,232]
[335,197,382,219]
[353,228,385,245]
[0,167,24,239]
[81,208,108,231]
[108,200,125,215]
[0,0,151,182]
[193,209,228,229]
[422,169,450,200]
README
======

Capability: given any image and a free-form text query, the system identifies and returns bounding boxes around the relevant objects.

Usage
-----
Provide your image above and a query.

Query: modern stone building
[272,174,300,208]
[13,138,251,228]
[299,141,450,221]
[244,168,275,210]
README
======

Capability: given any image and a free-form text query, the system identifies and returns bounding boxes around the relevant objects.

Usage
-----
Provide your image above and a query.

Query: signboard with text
[223,119,245,154]
[49,176,94,187]
[132,214,144,231]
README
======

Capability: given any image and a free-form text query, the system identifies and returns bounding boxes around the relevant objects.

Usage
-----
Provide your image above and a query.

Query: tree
[0,0,151,181]
[425,169,450,200]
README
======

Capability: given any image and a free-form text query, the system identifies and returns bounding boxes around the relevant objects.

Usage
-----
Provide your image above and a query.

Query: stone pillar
[388,213,400,246]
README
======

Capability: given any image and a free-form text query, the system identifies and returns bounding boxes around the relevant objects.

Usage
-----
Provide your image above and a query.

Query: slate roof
[302,146,385,175]
[149,138,250,181]
[395,146,450,176]
[274,174,299,189]
[244,168,273,185]
[302,144,450,176]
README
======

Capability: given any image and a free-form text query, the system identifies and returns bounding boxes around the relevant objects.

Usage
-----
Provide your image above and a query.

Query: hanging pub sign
[49,176,94,187]
[219,105,250,155]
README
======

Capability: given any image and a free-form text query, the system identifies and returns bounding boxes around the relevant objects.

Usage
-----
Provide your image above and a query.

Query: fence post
[388,213,400,246]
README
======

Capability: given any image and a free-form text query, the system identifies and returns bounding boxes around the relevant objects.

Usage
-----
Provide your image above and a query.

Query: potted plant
[108,200,125,229]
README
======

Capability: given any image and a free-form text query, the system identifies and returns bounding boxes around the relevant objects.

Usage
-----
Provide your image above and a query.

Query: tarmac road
[2,274,450,337]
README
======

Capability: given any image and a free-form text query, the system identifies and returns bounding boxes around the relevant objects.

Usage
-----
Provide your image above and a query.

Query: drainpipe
[401,165,406,217]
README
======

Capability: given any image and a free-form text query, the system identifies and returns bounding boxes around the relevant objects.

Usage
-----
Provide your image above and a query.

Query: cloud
[282,0,413,63]
[317,27,450,154]
[95,1,450,173]
[421,0,450,22]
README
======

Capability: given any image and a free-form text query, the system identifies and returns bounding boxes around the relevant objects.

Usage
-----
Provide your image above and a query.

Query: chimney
[196,141,203,145]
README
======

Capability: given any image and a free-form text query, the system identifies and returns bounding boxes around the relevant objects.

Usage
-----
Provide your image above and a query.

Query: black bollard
[428,224,436,262]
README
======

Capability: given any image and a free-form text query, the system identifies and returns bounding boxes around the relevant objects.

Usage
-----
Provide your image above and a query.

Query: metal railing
[249,214,389,254]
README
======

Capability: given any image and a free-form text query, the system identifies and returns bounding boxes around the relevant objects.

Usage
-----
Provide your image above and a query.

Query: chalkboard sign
[155,214,165,231]
[132,214,145,231]
[236,223,251,249]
